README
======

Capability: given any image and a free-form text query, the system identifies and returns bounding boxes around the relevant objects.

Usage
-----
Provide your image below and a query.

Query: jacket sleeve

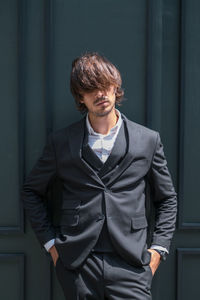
[21,132,57,249]
[147,132,177,252]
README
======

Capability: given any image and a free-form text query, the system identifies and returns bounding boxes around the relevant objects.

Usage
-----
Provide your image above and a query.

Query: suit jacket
[21,113,177,270]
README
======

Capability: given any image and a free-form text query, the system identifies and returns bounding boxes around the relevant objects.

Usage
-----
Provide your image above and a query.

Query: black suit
[21,113,177,299]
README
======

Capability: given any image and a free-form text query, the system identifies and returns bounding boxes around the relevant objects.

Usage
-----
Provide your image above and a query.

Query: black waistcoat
[81,119,128,252]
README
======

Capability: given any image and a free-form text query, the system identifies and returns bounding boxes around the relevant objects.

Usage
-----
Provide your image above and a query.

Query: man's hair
[70,52,125,113]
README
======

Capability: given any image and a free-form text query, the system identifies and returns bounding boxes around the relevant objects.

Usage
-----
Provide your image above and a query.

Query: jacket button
[96,214,105,221]
[58,233,67,241]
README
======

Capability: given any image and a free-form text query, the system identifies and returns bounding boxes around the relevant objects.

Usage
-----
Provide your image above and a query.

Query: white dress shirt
[86,108,123,163]
[44,109,168,254]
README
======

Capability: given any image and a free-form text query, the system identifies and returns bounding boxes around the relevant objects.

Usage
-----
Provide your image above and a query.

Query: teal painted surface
[0,0,200,299]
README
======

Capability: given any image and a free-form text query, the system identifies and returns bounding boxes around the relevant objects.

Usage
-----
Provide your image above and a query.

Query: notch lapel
[67,116,105,187]
[105,113,140,187]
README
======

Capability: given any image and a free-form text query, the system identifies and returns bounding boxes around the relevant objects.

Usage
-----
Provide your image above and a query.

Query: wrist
[153,249,167,261]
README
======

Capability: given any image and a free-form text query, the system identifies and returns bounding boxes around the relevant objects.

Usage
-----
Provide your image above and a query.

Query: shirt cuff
[44,239,55,252]
[150,245,169,254]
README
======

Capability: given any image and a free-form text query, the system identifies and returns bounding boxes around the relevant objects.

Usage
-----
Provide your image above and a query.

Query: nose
[96,89,106,98]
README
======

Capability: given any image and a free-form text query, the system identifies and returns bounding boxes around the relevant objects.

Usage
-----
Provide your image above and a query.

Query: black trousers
[54,251,153,300]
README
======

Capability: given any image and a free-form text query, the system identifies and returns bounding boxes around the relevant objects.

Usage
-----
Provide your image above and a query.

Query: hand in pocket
[49,245,59,267]
[147,249,161,276]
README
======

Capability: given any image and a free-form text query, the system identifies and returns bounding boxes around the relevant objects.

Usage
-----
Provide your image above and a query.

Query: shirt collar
[86,109,122,136]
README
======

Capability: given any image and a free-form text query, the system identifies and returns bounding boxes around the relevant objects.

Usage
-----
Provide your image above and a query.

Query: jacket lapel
[67,116,105,187]
[105,113,139,187]
[82,120,104,172]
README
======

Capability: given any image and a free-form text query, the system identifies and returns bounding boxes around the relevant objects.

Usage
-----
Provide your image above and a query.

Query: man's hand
[49,245,59,267]
[147,249,161,276]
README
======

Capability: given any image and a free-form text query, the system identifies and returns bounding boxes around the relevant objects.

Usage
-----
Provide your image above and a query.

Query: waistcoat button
[96,214,105,221]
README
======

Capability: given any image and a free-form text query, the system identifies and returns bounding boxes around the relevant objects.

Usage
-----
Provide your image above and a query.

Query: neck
[88,108,118,135]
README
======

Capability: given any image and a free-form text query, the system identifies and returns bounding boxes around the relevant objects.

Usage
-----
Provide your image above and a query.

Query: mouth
[96,100,109,106]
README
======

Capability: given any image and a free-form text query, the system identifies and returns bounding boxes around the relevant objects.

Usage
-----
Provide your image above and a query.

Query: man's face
[80,85,116,117]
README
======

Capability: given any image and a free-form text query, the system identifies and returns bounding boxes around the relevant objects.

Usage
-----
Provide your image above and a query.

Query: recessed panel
[0,0,20,227]
[177,249,200,300]
[0,254,24,300]
[180,0,200,225]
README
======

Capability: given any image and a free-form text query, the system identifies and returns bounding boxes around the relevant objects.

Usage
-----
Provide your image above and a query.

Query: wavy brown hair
[70,52,125,113]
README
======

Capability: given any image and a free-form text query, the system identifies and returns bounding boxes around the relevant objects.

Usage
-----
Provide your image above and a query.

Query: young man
[21,52,177,299]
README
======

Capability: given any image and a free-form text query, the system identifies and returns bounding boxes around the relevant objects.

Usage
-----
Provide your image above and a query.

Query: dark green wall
[0,0,199,299]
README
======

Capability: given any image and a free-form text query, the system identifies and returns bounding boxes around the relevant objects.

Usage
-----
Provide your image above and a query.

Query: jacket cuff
[151,237,171,252]
[38,229,56,250]
[150,244,169,254]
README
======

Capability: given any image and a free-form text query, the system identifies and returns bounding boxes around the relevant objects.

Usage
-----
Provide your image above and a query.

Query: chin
[95,107,114,117]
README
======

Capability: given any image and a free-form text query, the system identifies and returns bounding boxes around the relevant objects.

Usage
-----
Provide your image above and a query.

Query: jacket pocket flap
[60,214,79,226]
[62,200,81,209]
[131,216,148,230]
